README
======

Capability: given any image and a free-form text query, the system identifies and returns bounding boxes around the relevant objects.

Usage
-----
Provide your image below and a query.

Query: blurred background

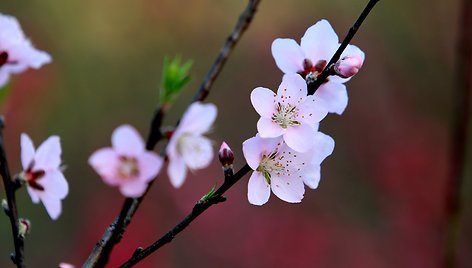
[0,0,470,267]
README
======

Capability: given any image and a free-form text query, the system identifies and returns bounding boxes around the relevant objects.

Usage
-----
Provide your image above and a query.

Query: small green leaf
[199,185,217,204]
[159,56,193,106]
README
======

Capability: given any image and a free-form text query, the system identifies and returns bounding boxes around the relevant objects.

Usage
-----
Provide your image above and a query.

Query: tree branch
[83,1,261,267]
[0,117,25,268]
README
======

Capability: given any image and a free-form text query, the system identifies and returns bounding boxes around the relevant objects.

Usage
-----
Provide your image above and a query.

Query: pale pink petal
[38,171,69,200]
[59,263,75,268]
[88,148,121,186]
[257,117,284,138]
[312,132,335,164]
[26,186,40,204]
[242,136,263,170]
[119,179,148,198]
[250,87,276,118]
[271,38,305,74]
[41,196,61,220]
[178,102,217,135]
[137,152,163,183]
[247,172,271,205]
[276,74,307,106]
[112,125,145,156]
[168,155,188,188]
[35,135,61,170]
[271,175,305,203]
[314,81,348,115]
[297,95,328,124]
[180,135,213,170]
[283,124,315,152]
[20,133,35,170]
[301,19,339,62]
[302,164,321,189]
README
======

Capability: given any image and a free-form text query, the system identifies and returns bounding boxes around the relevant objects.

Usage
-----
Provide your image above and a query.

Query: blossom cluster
[243,19,364,205]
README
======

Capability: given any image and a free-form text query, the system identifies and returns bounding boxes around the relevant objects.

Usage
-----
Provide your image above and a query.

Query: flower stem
[307,0,381,95]
[83,1,261,267]
[0,117,25,268]
[443,0,472,266]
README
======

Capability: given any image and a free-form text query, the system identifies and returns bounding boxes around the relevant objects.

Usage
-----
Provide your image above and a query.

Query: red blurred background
[0,0,470,267]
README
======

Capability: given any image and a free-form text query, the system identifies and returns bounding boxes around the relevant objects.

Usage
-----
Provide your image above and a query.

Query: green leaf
[159,56,193,106]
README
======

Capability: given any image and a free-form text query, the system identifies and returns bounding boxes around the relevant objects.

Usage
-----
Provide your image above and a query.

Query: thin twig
[443,0,472,266]
[83,1,261,267]
[118,1,380,266]
[0,117,25,268]
[307,0,380,95]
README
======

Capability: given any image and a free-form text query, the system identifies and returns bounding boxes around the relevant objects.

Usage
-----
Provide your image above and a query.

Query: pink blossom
[58,263,75,268]
[20,134,68,220]
[242,135,312,205]
[167,102,217,188]
[0,13,51,88]
[301,132,335,189]
[251,73,327,152]
[271,19,364,114]
[334,54,363,78]
[88,125,163,197]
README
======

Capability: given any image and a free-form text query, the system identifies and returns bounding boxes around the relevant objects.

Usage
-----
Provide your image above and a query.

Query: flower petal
[257,117,284,138]
[112,125,145,156]
[119,179,148,198]
[301,19,339,62]
[38,170,69,200]
[168,155,188,188]
[314,81,348,115]
[88,148,121,186]
[180,135,213,170]
[283,124,315,152]
[26,186,40,204]
[302,164,321,189]
[247,172,271,205]
[271,175,305,203]
[312,132,335,165]
[41,196,62,220]
[242,135,282,170]
[20,133,35,170]
[276,74,307,106]
[250,87,276,118]
[271,38,305,74]
[137,151,163,183]
[35,135,61,170]
[297,95,328,124]
[178,102,217,135]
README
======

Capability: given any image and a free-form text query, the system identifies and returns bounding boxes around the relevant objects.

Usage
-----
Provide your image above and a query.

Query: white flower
[243,135,313,205]
[251,73,327,152]
[272,19,365,114]
[0,13,51,87]
[20,134,68,220]
[167,102,217,188]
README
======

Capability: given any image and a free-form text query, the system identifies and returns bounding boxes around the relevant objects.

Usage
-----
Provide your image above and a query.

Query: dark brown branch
[83,1,261,267]
[0,117,25,268]
[307,0,380,95]
[119,164,252,268]
[443,0,472,266]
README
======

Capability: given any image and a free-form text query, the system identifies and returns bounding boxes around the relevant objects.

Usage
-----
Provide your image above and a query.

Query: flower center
[256,151,286,184]
[118,156,139,179]
[0,51,8,67]
[22,161,46,191]
[299,58,328,83]
[271,102,300,128]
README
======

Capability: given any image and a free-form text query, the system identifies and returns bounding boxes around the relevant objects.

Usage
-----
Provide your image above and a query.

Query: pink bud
[334,55,363,78]
[218,142,234,167]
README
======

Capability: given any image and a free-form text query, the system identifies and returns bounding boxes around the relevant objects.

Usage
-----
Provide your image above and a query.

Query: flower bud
[334,55,363,78]
[18,218,31,238]
[2,199,9,213]
[218,142,234,168]
[59,262,75,268]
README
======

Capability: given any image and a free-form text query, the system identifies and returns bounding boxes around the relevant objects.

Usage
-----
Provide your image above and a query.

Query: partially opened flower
[167,102,217,188]
[0,13,51,88]
[242,135,312,205]
[20,134,68,220]
[251,73,327,152]
[89,125,163,197]
[301,131,335,189]
[272,19,365,114]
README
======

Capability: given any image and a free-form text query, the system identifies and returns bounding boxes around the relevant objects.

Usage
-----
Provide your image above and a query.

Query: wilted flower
[20,134,68,220]
[251,74,327,152]
[272,19,364,114]
[0,13,51,87]
[167,102,217,188]
[88,125,163,197]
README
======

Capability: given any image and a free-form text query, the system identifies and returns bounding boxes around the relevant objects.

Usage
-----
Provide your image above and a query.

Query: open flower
[272,19,364,114]
[251,73,327,152]
[243,135,313,205]
[88,125,163,197]
[301,131,335,189]
[20,134,68,220]
[167,102,217,188]
[0,13,51,88]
